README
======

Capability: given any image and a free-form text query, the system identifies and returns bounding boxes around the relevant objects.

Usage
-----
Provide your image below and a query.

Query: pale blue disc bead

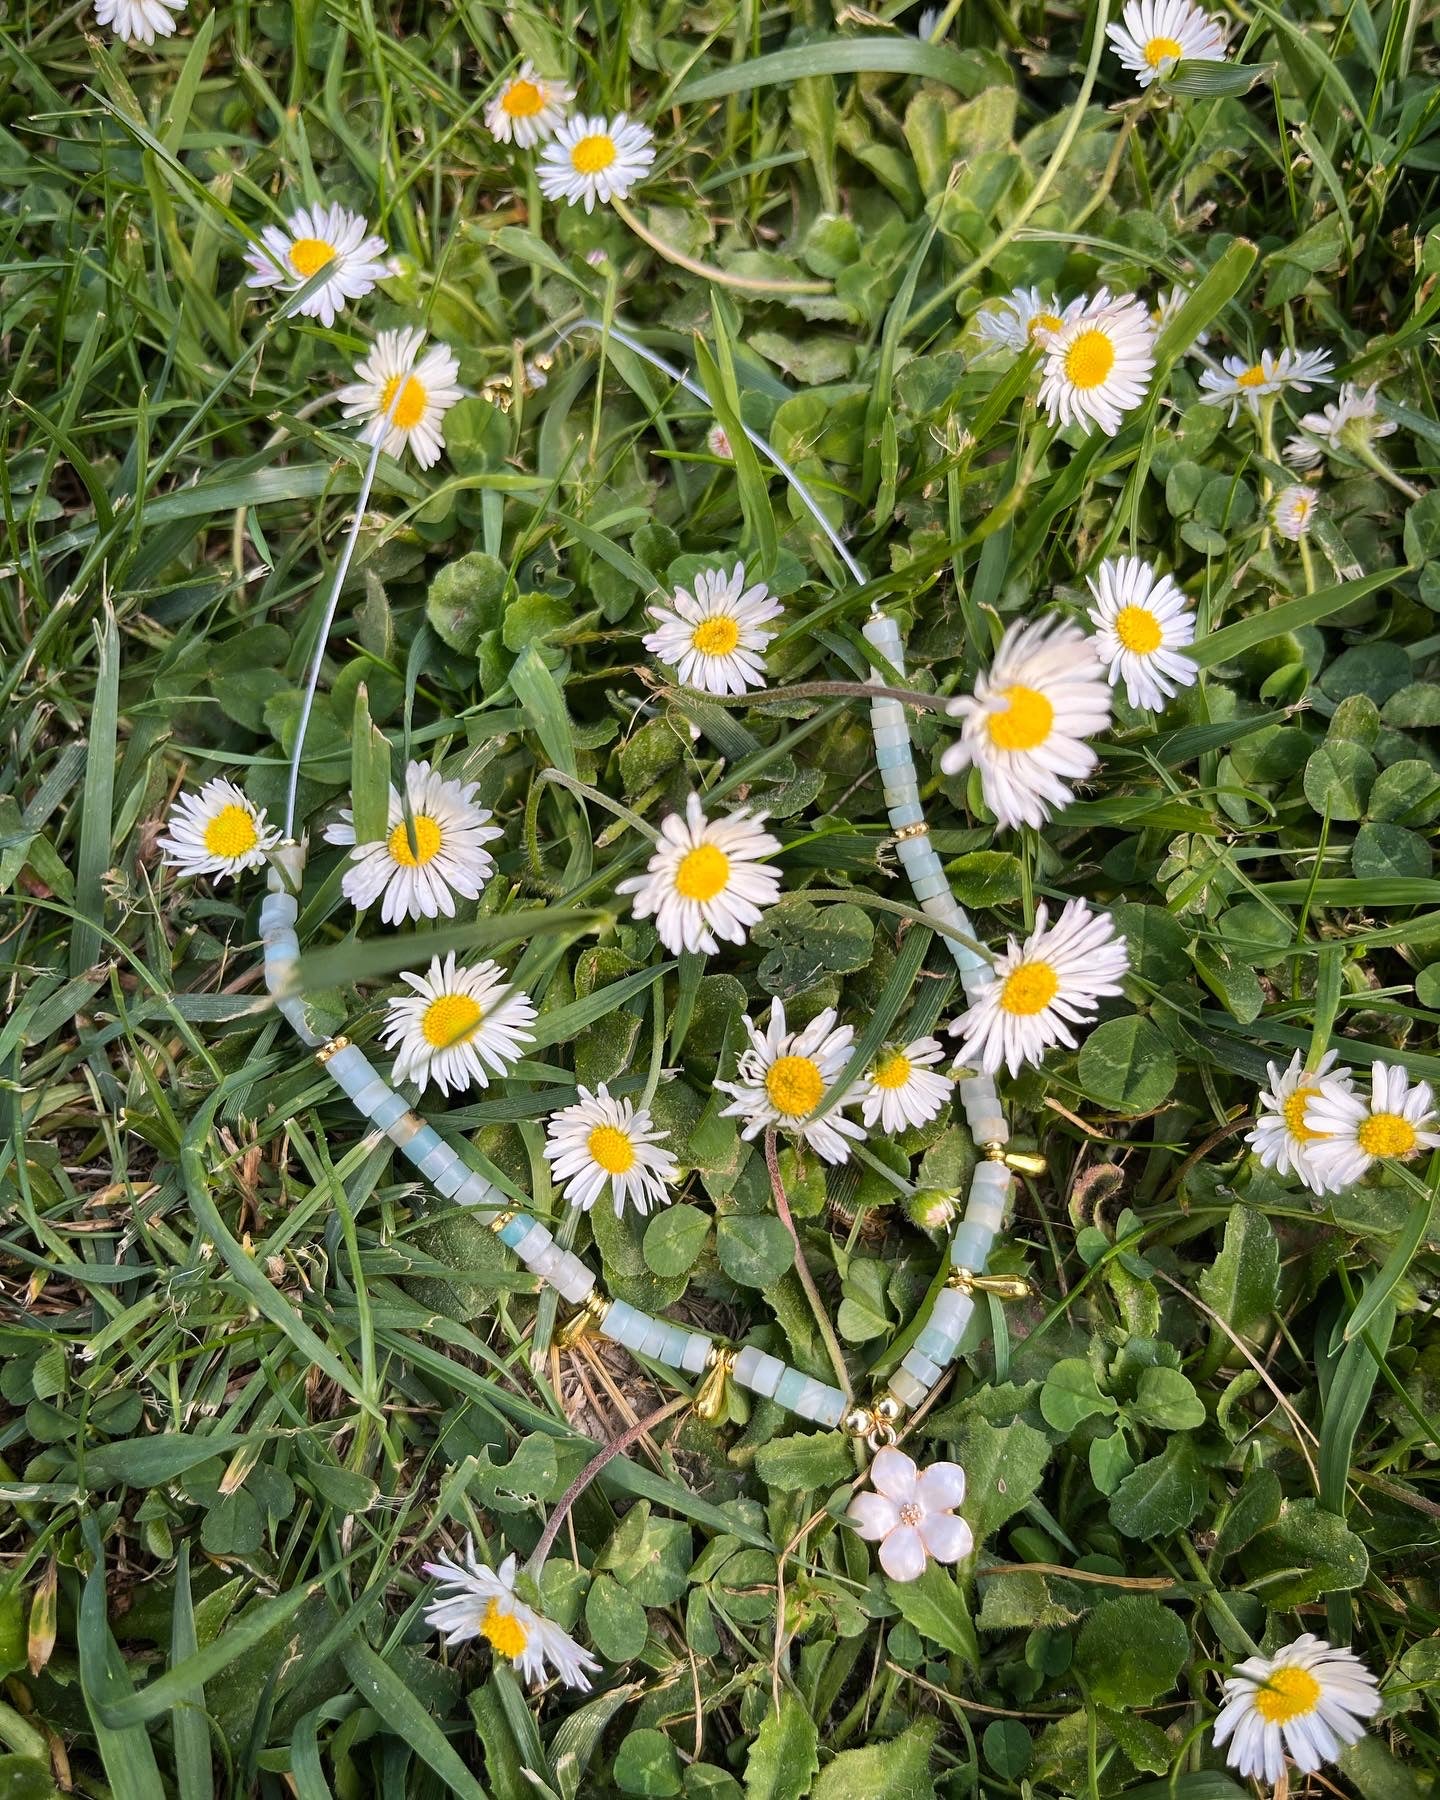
[325,1044,372,1095]
[454,1170,500,1209]
[370,1091,410,1131]
[773,1367,809,1411]
[806,1385,846,1429]
[352,1077,392,1118]
[901,1346,943,1388]
[951,1221,995,1268]
[499,1214,536,1250]
[277,997,324,1046]
[432,1161,467,1199]
[887,800,925,828]
[680,1332,712,1375]
[914,1321,960,1364]
[875,741,912,772]
[888,1368,929,1409]
[513,1222,554,1265]
[931,1287,974,1338]
[402,1124,444,1167]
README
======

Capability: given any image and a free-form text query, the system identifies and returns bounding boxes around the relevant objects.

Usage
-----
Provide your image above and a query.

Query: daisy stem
[1353,440,1423,503]
[609,198,832,296]
[764,1128,853,1403]
[1298,536,1317,594]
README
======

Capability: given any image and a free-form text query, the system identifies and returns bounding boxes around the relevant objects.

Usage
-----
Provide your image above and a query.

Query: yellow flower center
[386,813,442,866]
[1063,328,1116,391]
[502,78,544,117]
[985,684,1054,753]
[765,1054,825,1119]
[691,615,741,657]
[1143,33,1184,66]
[1356,1111,1418,1159]
[1253,1664,1322,1726]
[571,133,617,175]
[421,994,483,1049]
[588,1124,636,1174]
[1028,311,1064,338]
[378,373,429,432]
[998,960,1060,1017]
[480,1598,530,1661]
[871,1052,912,1091]
[1282,1085,1326,1144]
[288,237,337,278]
[1236,363,1270,388]
[202,804,260,860]
[674,843,731,902]
[1114,605,1163,655]
[1292,497,1312,521]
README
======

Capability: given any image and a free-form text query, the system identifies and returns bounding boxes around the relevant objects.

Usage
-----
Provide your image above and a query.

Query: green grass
[3,0,1440,1796]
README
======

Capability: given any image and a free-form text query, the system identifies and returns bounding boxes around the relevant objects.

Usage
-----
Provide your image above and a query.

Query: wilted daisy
[940,615,1113,831]
[1199,346,1334,424]
[1085,555,1197,712]
[1106,0,1226,85]
[717,1001,866,1164]
[616,793,782,955]
[1037,289,1156,436]
[1273,483,1320,540]
[706,424,734,460]
[380,953,535,1097]
[335,328,464,470]
[484,61,573,146]
[1304,1060,1440,1191]
[424,1542,600,1691]
[642,563,782,696]
[860,1037,953,1133]
[846,1447,973,1583]
[1211,1635,1382,1785]
[537,113,655,212]
[543,1083,678,1215]
[94,0,185,43]
[975,285,1069,356]
[1286,382,1397,465]
[324,759,503,926]
[242,203,389,330]
[157,777,280,882]
[949,900,1129,1078]
[1247,1050,1354,1196]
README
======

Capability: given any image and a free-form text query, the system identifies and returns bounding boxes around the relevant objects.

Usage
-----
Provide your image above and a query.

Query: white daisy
[1037,289,1156,436]
[975,286,1070,356]
[1106,0,1227,85]
[380,953,536,1097]
[1151,283,1210,347]
[642,562,782,696]
[1272,483,1321,540]
[1211,1635,1382,1785]
[859,1037,954,1133]
[484,61,574,147]
[1247,1050,1354,1196]
[335,328,465,471]
[1199,346,1335,424]
[716,1001,867,1165]
[846,1447,973,1583]
[706,424,734,460]
[948,900,1129,1078]
[542,1083,678,1216]
[1304,1060,1440,1191]
[615,793,782,956]
[1285,382,1397,465]
[940,615,1113,831]
[1085,554,1198,712]
[94,0,185,43]
[537,113,655,213]
[157,777,280,882]
[242,203,389,330]
[424,1543,600,1691]
[324,758,503,926]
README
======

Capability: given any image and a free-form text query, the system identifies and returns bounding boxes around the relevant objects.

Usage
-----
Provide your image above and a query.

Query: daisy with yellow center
[941,615,1113,831]
[1272,482,1321,541]
[717,1001,867,1165]
[543,1083,679,1216]
[859,1037,954,1134]
[616,792,782,956]
[974,286,1073,357]
[1304,1060,1440,1192]
[1106,0,1227,85]
[381,952,536,1097]
[1247,1050,1353,1195]
[157,776,280,883]
[242,203,389,329]
[537,112,656,212]
[423,1543,600,1691]
[335,327,465,471]
[1211,1634,1382,1785]
[642,562,782,697]
[949,900,1129,1078]
[1199,346,1334,424]
[1086,554,1198,713]
[483,60,574,147]
[1037,288,1156,436]
[324,758,503,926]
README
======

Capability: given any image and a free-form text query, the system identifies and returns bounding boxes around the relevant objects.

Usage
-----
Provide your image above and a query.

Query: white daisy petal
[325,758,503,925]
[542,1083,678,1216]
[484,61,574,147]
[424,1542,600,1690]
[157,777,280,882]
[334,328,464,470]
[1198,345,1335,424]
[1037,288,1156,437]
[380,952,536,1098]
[643,561,782,697]
[537,112,655,212]
[93,0,186,41]
[715,999,868,1165]
[1285,382,1397,467]
[242,202,390,328]
[859,1037,954,1133]
[974,285,1073,357]
[1210,1635,1381,1784]
[1245,1050,1353,1194]
[1303,1059,1440,1192]
[1106,0,1227,85]
[616,792,782,955]
[1085,554,1197,713]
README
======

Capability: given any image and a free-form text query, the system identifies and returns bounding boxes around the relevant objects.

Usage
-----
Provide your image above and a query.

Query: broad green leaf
[951,1416,1052,1543]
[753,1431,854,1493]
[886,1563,978,1665]
[1075,1595,1188,1707]
[1109,1438,1207,1539]
[1196,1206,1280,1342]
[745,1694,820,1800]
[1076,1018,1177,1113]
[811,1718,938,1800]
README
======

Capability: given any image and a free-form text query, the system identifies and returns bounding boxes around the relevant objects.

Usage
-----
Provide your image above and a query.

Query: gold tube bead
[892,821,929,841]
[1002,1150,1047,1175]
[487,1208,519,1235]
[314,1036,351,1065]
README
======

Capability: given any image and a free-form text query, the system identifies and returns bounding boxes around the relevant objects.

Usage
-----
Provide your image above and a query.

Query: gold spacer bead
[892,821,929,841]
[981,1141,1008,1161]
[843,1406,873,1437]
[948,1266,1033,1300]
[872,1395,903,1425]
[487,1208,519,1235]
[315,1036,351,1065]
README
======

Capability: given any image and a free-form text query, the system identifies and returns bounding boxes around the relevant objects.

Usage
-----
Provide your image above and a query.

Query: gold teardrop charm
[694,1348,736,1422]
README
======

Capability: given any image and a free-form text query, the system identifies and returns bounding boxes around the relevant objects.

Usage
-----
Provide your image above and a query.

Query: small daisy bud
[905,1189,959,1231]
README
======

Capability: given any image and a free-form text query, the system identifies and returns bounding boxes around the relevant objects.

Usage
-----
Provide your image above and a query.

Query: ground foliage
[2,0,1440,1795]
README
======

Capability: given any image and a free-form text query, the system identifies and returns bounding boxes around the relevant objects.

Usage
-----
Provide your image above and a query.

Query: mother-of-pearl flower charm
[846,1446,973,1581]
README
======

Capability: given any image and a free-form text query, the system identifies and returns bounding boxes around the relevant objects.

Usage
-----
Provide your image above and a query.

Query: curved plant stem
[611,198,832,295]
[527,1393,691,1575]
[764,1128,853,1402]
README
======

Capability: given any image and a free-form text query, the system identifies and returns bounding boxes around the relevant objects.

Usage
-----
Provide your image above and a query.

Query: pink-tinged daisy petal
[870,1447,920,1504]
[846,1492,900,1541]
[878,1524,927,1583]
[919,1511,974,1564]
[916,1461,967,1512]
